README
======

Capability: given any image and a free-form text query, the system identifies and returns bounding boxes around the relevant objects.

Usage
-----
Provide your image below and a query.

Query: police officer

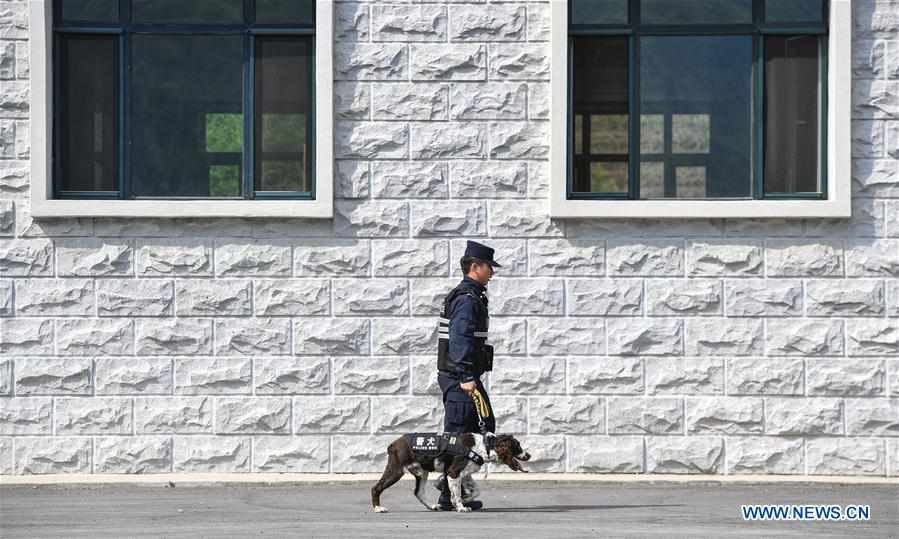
[434,240,500,510]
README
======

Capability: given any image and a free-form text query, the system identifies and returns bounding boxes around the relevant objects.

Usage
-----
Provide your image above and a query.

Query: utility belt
[437,338,493,375]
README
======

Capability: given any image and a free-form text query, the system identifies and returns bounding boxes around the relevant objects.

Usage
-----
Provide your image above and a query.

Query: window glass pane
[570,0,628,25]
[59,35,118,192]
[640,161,664,198]
[675,166,707,198]
[209,165,241,197]
[61,0,119,23]
[206,113,243,154]
[590,114,628,154]
[574,114,584,155]
[640,115,664,154]
[256,0,315,24]
[641,0,752,24]
[765,0,824,23]
[131,35,244,197]
[132,0,244,24]
[255,38,313,192]
[591,162,628,192]
[672,114,710,154]
[765,35,821,193]
[571,37,628,194]
[639,36,753,198]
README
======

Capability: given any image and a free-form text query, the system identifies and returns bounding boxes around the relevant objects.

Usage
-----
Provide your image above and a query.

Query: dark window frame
[52,0,316,201]
[567,0,829,201]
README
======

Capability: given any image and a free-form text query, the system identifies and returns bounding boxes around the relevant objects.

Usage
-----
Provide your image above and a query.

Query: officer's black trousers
[437,372,496,435]
[436,372,494,505]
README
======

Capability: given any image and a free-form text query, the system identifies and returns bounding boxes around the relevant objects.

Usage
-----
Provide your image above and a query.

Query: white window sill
[549,198,851,219]
[28,199,333,219]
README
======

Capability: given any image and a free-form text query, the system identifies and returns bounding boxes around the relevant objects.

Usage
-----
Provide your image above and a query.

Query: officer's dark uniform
[437,273,496,435]
[435,241,500,508]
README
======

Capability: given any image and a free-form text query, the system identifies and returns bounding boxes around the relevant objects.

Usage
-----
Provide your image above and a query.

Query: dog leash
[475,407,491,481]
[468,387,495,480]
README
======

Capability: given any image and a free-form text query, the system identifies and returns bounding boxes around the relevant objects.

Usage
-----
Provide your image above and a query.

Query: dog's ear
[509,436,531,461]
[492,436,510,456]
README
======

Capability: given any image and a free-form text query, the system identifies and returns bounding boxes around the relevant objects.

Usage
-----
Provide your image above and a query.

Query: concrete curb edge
[2,473,897,486]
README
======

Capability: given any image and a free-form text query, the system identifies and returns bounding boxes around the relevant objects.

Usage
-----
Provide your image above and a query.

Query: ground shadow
[480,503,685,513]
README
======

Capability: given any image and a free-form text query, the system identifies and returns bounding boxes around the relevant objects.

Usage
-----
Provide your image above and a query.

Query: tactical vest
[437,281,492,376]
[405,432,485,466]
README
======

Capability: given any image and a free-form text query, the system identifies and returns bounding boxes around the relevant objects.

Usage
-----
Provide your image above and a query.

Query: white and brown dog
[370,432,530,513]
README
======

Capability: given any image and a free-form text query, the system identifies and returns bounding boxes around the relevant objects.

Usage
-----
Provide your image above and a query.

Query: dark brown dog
[370,432,530,513]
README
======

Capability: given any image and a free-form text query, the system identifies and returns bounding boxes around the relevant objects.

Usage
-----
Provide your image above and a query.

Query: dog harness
[405,433,485,466]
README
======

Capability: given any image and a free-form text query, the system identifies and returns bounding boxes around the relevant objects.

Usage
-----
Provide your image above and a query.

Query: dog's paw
[371,505,389,513]
[456,506,472,513]
[429,504,441,511]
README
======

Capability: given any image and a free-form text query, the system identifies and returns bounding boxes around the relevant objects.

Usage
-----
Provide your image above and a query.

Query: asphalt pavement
[1,480,896,538]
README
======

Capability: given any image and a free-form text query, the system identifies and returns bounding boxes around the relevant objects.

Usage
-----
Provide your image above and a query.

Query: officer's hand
[460,381,477,394]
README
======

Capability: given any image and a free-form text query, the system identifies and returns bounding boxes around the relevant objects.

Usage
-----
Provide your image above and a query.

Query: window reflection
[206,113,242,153]
[590,162,628,193]
[255,38,312,193]
[765,0,824,23]
[640,114,664,154]
[574,114,584,155]
[765,35,821,194]
[132,0,243,24]
[640,162,665,198]
[641,0,752,24]
[260,112,307,191]
[571,0,629,25]
[672,114,710,154]
[205,113,242,197]
[257,0,315,25]
[675,166,707,198]
[62,0,119,23]
[639,36,752,199]
[590,114,628,154]
[209,165,241,197]
[130,34,244,198]
[571,37,629,195]
[60,35,118,193]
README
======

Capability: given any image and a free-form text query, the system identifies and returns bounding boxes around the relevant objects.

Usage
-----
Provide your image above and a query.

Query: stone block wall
[0,0,897,476]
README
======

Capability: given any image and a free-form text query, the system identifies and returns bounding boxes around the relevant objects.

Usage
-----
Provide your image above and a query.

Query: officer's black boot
[437,475,452,508]
[437,475,482,510]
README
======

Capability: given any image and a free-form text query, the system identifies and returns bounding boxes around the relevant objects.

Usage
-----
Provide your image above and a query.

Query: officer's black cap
[464,240,501,268]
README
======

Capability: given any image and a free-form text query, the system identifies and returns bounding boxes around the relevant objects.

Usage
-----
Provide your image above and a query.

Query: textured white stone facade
[0,0,897,476]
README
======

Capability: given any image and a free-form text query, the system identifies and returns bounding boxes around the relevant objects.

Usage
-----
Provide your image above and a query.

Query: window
[550,0,851,218]
[29,0,333,218]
